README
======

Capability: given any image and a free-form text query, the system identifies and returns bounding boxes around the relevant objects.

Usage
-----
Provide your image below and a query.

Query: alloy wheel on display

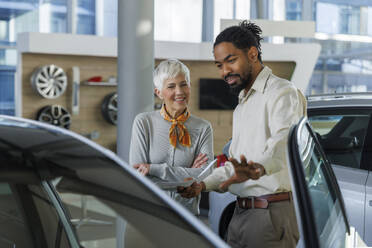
[36,105,71,129]
[31,64,68,99]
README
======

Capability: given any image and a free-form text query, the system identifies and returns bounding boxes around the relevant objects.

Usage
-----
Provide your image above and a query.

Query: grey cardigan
[129,110,214,214]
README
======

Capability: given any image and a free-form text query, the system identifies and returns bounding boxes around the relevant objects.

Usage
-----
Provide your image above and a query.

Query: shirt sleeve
[256,86,306,175]
[129,114,150,166]
[149,123,214,181]
[203,162,235,192]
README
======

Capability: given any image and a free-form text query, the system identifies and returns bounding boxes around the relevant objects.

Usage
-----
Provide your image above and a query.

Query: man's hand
[219,155,265,191]
[191,153,208,168]
[177,178,206,198]
[133,163,150,176]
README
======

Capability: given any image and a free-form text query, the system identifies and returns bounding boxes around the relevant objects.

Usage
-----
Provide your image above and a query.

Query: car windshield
[296,119,348,248]
[308,110,370,169]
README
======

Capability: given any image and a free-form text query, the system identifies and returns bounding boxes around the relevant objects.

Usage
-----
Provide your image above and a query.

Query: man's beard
[226,73,252,96]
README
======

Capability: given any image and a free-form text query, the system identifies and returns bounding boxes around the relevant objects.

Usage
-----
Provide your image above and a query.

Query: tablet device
[155,159,217,191]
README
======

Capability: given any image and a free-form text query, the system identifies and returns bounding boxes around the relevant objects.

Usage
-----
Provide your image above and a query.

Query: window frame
[0,180,80,248]
[42,180,80,248]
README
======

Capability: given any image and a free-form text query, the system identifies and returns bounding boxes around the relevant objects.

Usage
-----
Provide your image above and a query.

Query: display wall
[22,53,118,151]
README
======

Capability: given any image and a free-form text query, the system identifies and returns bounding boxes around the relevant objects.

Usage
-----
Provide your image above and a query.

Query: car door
[308,108,372,242]
[0,115,228,248]
[365,171,372,245]
[361,112,372,246]
[287,117,366,248]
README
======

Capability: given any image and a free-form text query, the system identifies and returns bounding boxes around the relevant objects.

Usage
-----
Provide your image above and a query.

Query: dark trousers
[227,200,299,248]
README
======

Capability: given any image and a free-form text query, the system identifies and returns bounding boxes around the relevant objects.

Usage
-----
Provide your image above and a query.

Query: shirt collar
[238,66,272,103]
[252,66,271,93]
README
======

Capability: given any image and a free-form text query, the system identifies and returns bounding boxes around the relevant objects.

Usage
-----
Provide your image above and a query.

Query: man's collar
[238,66,272,102]
[251,66,271,93]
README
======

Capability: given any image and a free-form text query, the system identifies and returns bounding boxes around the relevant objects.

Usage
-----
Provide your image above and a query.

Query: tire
[219,202,235,241]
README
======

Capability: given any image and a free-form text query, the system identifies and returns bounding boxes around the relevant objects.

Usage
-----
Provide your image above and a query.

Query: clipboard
[155,158,217,191]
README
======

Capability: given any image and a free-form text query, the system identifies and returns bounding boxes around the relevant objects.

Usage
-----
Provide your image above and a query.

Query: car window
[292,118,349,248]
[55,191,154,248]
[52,175,214,248]
[308,112,370,169]
[0,182,73,248]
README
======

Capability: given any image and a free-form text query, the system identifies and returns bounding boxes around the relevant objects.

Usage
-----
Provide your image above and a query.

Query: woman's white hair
[153,59,190,90]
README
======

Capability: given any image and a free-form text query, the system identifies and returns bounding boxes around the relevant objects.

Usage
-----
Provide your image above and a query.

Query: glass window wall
[0,67,15,116]
[154,0,202,42]
[235,0,250,20]
[213,0,233,39]
[77,0,95,35]
[0,0,99,41]
[286,0,302,20]
[0,0,97,116]
[2,0,372,112]
[316,2,361,35]
[285,0,372,95]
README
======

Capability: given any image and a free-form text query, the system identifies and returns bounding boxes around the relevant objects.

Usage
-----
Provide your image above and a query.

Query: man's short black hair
[214,20,263,62]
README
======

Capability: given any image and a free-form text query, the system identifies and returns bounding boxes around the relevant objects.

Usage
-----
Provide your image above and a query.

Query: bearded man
[178,21,306,248]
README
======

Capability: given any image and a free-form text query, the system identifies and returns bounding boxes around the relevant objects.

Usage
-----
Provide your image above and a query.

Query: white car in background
[209,93,372,246]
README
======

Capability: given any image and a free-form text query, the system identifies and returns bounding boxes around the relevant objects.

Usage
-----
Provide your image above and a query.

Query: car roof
[307,92,372,109]
[0,115,166,200]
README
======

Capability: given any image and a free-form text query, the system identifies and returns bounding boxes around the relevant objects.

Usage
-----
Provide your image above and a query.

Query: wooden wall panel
[21,53,295,156]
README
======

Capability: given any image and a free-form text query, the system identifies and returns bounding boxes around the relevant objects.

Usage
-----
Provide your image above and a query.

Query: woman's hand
[178,178,206,198]
[191,153,208,168]
[133,163,150,176]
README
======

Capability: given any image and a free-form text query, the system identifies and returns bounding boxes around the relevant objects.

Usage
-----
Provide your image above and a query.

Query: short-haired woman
[129,59,214,215]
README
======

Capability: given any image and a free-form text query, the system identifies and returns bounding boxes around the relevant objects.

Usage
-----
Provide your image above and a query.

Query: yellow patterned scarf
[160,104,191,148]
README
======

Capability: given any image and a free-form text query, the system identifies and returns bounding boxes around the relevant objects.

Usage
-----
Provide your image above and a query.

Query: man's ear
[247,47,258,62]
[154,88,163,99]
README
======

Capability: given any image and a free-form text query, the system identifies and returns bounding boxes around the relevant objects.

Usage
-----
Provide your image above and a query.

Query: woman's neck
[164,105,186,119]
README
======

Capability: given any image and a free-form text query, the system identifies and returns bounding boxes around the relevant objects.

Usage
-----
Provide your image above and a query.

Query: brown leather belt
[237,192,291,209]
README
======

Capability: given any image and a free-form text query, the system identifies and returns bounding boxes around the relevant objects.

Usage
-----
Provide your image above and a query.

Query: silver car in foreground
[209,93,372,246]
[0,115,227,248]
